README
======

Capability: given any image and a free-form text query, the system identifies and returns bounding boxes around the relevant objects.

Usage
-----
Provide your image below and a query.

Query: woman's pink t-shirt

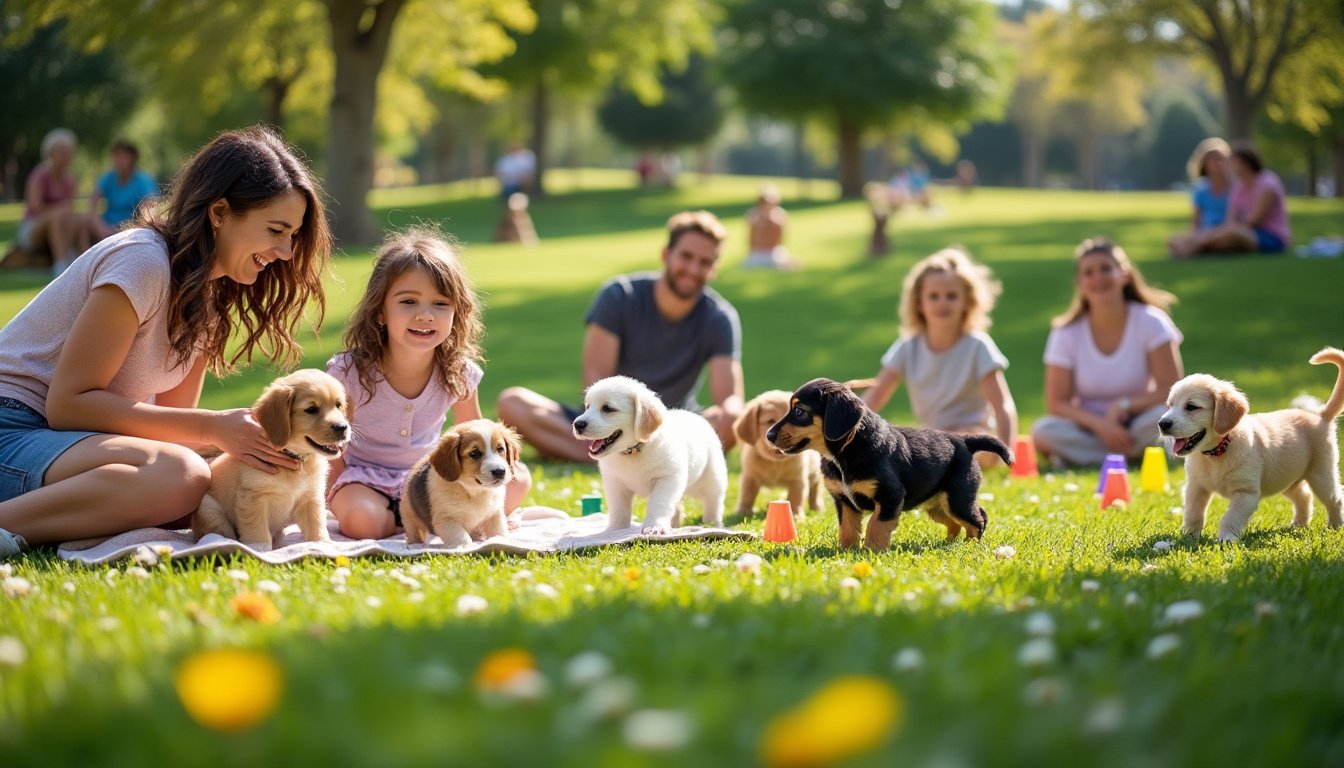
[1230,170,1290,244]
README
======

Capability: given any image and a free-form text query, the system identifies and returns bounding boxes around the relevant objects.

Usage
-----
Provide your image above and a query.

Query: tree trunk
[1333,134,1344,199]
[324,0,406,246]
[264,78,290,131]
[1306,143,1318,197]
[1076,130,1099,190]
[529,76,550,197]
[1021,128,1043,188]
[1222,75,1256,141]
[836,116,864,198]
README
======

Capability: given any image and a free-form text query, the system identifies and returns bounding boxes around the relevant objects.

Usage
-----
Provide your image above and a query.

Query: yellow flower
[760,676,904,768]
[175,649,283,732]
[333,555,351,568]
[622,567,641,583]
[853,562,874,579]
[475,648,537,691]
[232,591,281,624]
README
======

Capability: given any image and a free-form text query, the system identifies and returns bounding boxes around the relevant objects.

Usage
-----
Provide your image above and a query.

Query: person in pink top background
[1175,141,1290,257]
[17,128,89,274]
[326,228,558,541]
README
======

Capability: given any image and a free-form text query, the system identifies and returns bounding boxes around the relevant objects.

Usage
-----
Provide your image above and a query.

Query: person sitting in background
[1167,137,1231,259]
[88,139,158,243]
[17,129,87,275]
[1172,142,1290,257]
[743,185,798,270]
[1030,238,1184,468]
[494,142,536,205]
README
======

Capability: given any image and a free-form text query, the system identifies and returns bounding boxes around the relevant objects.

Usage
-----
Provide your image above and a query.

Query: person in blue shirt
[88,140,158,242]
[1167,137,1231,259]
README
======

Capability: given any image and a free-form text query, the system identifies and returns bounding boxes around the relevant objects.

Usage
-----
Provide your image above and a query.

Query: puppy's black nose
[491,467,507,480]
[333,423,349,438]
[1157,418,1172,433]
[573,419,587,434]
[765,426,779,444]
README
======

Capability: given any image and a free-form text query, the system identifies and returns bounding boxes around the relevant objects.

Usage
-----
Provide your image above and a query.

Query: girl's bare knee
[337,504,393,540]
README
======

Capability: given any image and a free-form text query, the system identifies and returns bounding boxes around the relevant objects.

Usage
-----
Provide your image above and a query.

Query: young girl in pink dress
[326,228,559,540]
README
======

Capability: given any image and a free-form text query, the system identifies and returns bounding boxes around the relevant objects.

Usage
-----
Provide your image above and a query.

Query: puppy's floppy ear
[253,382,294,447]
[734,399,761,445]
[429,432,463,481]
[822,385,864,445]
[1212,384,1249,435]
[500,424,522,468]
[633,388,666,443]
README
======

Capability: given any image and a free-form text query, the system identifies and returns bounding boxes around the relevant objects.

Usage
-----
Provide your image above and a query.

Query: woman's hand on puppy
[209,408,300,474]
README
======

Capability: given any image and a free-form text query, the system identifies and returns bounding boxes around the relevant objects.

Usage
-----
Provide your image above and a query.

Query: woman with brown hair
[0,126,333,557]
[1030,238,1185,467]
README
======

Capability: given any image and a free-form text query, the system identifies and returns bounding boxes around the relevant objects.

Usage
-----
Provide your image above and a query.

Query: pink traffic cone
[763,500,798,543]
[1100,467,1131,509]
[1010,435,1039,478]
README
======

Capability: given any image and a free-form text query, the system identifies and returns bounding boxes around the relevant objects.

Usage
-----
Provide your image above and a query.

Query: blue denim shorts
[1253,227,1286,254]
[0,397,97,501]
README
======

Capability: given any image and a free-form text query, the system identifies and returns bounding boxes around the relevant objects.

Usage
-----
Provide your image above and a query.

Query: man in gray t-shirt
[498,211,745,462]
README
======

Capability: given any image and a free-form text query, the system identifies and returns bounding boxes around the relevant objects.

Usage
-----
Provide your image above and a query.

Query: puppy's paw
[641,524,673,536]
[440,530,473,548]
[1216,530,1242,543]
[244,540,272,552]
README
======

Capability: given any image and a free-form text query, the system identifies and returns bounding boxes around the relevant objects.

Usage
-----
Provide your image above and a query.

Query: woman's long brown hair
[138,126,332,374]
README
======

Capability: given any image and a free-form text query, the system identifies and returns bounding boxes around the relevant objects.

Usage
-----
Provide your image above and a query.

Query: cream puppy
[572,375,727,533]
[1159,347,1344,541]
[733,389,823,516]
[192,369,351,551]
[402,419,521,547]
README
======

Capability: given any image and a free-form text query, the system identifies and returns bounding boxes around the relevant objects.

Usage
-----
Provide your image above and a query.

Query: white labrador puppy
[572,375,727,533]
[1158,347,1344,541]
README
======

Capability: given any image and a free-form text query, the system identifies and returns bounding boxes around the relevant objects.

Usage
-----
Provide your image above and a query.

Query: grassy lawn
[1,175,1343,766]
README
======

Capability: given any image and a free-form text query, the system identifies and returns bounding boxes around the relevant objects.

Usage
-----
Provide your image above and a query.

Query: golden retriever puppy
[192,370,351,551]
[1159,347,1344,541]
[572,376,727,534]
[733,390,823,517]
[402,419,521,547]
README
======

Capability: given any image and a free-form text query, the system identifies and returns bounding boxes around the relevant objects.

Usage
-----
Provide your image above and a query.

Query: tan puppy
[733,390,823,516]
[192,370,351,551]
[402,419,521,547]
[1159,347,1344,541]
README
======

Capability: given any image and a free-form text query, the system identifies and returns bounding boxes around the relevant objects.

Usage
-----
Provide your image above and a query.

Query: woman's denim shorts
[0,397,97,502]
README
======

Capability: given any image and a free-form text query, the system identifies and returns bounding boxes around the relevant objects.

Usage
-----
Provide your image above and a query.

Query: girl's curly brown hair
[340,227,483,406]
[137,126,331,374]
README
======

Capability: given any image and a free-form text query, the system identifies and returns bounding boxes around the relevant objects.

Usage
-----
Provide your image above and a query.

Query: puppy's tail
[963,435,1014,467]
[1309,347,1344,421]
[841,377,877,393]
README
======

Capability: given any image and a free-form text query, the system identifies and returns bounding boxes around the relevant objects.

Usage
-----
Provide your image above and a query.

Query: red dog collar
[1202,435,1232,456]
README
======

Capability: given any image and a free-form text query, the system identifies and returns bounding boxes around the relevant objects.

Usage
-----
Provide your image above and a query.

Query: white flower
[939,590,961,606]
[132,546,160,567]
[125,566,151,581]
[600,565,616,576]
[691,613,710,629]
[1169,507,1184,516]
[1146,633,1181,658]
[691,564,713,575]
[0,564,11,577]
[993,545,1016,559]
[1063,482,1080,493]
[1164,600,1204,624]
[1025,611,1056,636]
[1080,579,1100,593]
[365,596,383,609]
[1028,494,1041,504]
[1023,677,1063,706]
[492,669,550,703]
[408,592,425,603]
[334,566,352,579]
[226,569,249,582]
[1084,698,1125,734]
[578,677,637,721]
[256,579,282,594]
[893,647,924,672]
[416,662,458,694]
[735,553,763,575]
[1140,563,1160,574]
[1255,601,1278,618]
[0,636,26,666]
[512,569,534,582]
[978,492,995,502]
[1152,540,1173,553]
[902,590,919,602]
[408,564,429,577]
[1124,592,1141,607]
[198,581,218,592]
[534,583,559,599]
[456,594,489,616]
[3,576,32,597]
[1017,637,1057,667]
[840,577,862,590]
[97,616,121,632]
[665,566,680,577]
[61,581,76,593]
[565,651,613,688]
[710,559,730,568]
[623,709,694,752]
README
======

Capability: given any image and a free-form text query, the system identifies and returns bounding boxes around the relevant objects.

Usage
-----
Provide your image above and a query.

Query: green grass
[2,175,1344,766]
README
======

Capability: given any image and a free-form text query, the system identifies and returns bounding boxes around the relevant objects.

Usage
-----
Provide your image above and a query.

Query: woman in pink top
[326,228,553,541]
[0,126,332,558]
[1030,238,1185,467]
[1180,142,1290,256]
[17,128,90,273]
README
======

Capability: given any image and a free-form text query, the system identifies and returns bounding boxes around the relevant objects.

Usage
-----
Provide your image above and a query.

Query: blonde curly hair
[898,246,1001,337]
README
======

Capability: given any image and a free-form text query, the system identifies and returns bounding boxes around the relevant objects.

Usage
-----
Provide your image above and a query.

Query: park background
[4,1,1344,766]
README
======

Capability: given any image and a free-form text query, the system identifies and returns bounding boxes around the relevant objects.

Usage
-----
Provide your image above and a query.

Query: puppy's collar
[1201,435,1232,457]
[620,442,645,456]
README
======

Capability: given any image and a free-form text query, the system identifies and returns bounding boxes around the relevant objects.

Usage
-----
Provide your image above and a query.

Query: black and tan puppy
[766,378,1013,550]
[402,419,522,547]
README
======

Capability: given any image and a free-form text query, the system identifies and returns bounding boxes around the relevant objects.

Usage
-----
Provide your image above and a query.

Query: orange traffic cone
[1100,467,1131,509]
[763,500,797,543]
[1010,435,1038,478]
